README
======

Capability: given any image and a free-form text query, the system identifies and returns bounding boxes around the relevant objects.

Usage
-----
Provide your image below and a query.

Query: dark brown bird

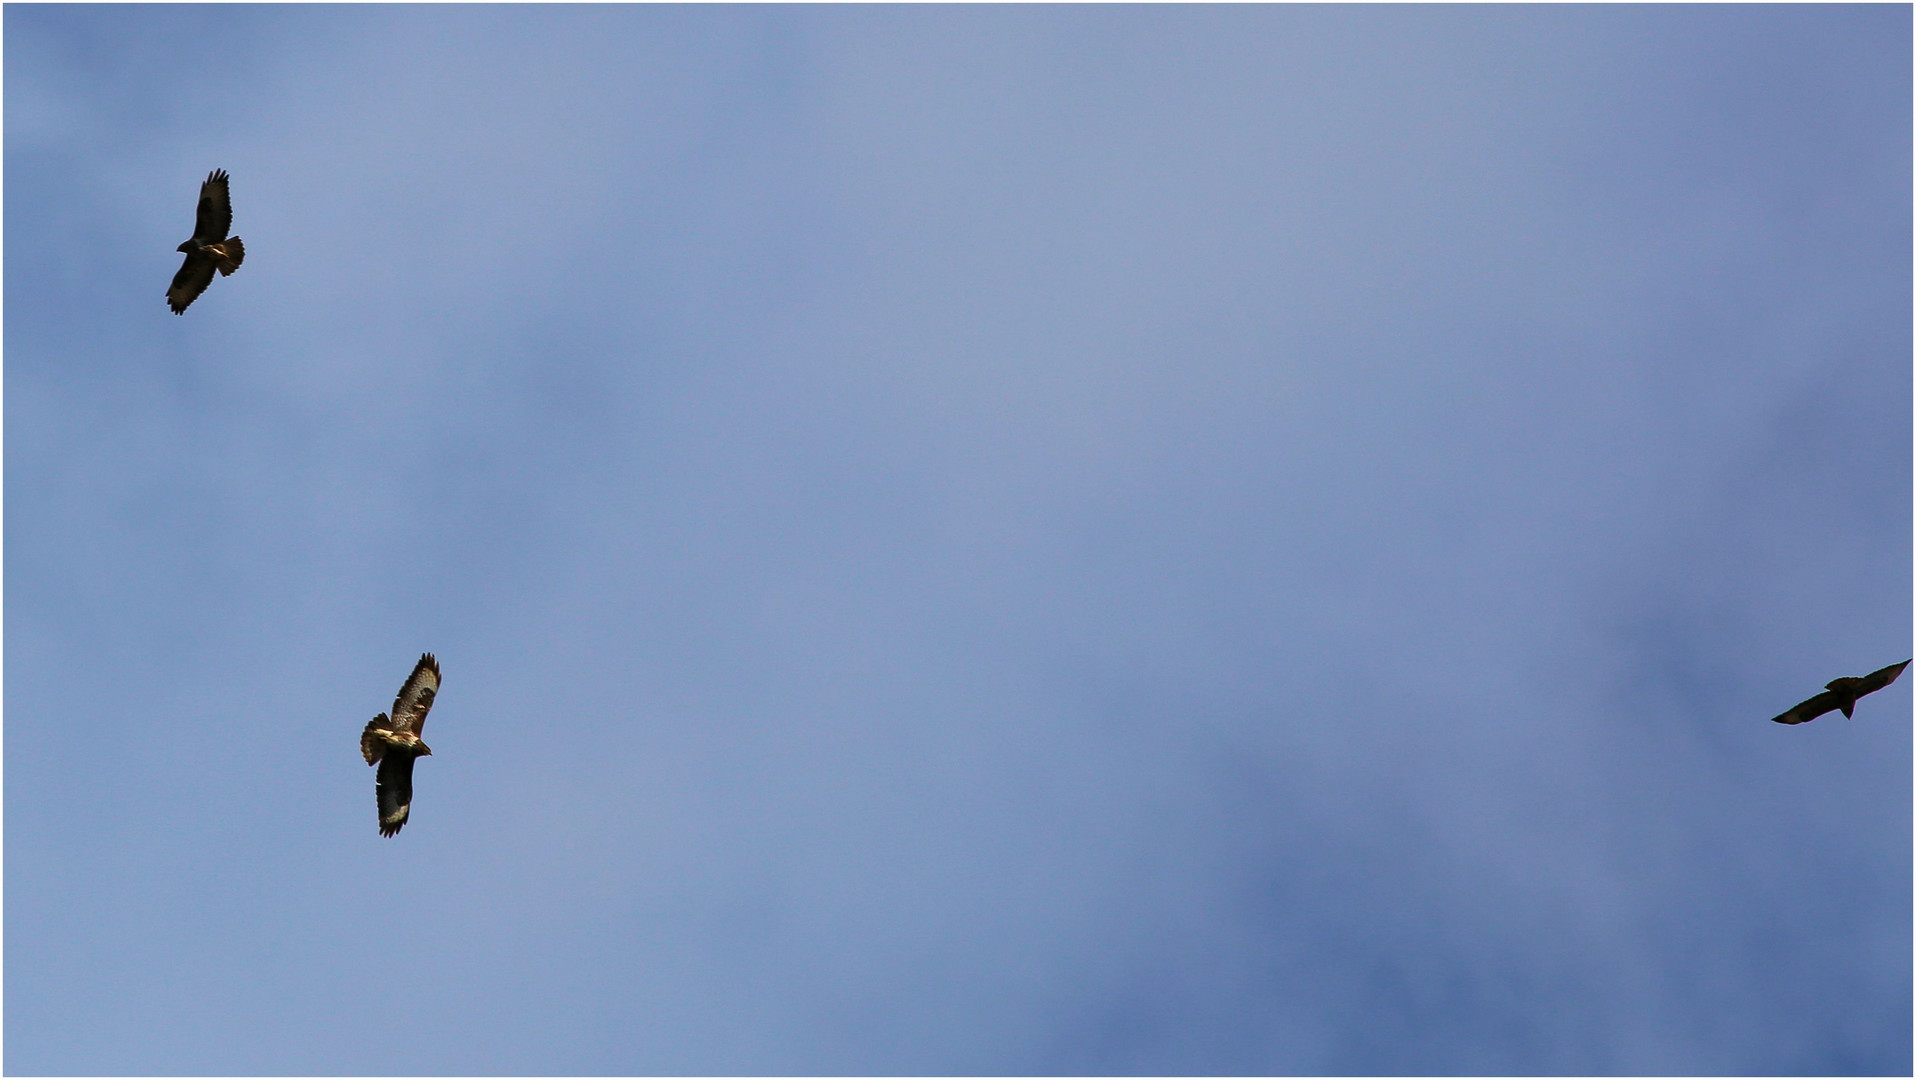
[1771,659,1910,725]
[360,654,441,836]
[167,169,245,314]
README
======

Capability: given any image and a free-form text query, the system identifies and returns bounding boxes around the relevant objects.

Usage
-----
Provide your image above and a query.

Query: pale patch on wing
[389,653,441,735]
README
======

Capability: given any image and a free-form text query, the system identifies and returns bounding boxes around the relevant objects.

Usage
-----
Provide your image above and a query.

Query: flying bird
[360,654,441,836]
[1770,659,1911,725]
[167,168,245,314]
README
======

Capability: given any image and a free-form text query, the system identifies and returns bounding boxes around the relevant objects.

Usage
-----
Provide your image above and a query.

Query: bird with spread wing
[1771,659,1910,725]
[360,654,441,836]
[168,169,245,314]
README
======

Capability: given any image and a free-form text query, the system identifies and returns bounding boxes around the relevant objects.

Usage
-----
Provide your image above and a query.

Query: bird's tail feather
[361,714,389,765]
[216,237,244,275]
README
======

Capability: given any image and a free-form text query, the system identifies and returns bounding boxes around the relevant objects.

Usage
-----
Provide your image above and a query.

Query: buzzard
[167,169,245,314]
[360,654,441,836]
[1771,659,1911,725]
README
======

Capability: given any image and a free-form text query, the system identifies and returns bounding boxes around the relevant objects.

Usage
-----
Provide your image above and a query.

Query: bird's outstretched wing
[1771,690,1840,726]
[389,653,440,735]
[168,254,215,314]
[375,753,416,837]
[194,169,234,244]
[1854,659,1911,697]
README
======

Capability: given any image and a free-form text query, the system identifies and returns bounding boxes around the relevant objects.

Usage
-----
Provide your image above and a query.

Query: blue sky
[5,5,1909,1075]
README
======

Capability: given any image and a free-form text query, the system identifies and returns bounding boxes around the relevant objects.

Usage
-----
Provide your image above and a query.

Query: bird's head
[176,240,195,254]
[417,742,433,757]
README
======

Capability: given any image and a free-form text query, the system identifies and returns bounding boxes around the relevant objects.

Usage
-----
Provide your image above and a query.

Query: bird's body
[1771,659,1910,725]
[168,169,245,314]
[363,724,427,752]
[360,654,441,836]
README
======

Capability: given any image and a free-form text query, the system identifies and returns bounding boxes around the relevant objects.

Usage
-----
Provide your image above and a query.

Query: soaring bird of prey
[1771,659,1911,725]
[167,169,245,314]
[360,654,441,836]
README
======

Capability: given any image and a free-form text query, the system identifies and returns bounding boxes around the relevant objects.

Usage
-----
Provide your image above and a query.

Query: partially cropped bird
[360,654,441,836]
[1770,659,1910,725]
[167,168,245,314]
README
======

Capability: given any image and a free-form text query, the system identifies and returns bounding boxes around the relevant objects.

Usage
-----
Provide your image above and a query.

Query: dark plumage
[1770,659,1910,725]
[360,654,441,836]
[168,169,245,314]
